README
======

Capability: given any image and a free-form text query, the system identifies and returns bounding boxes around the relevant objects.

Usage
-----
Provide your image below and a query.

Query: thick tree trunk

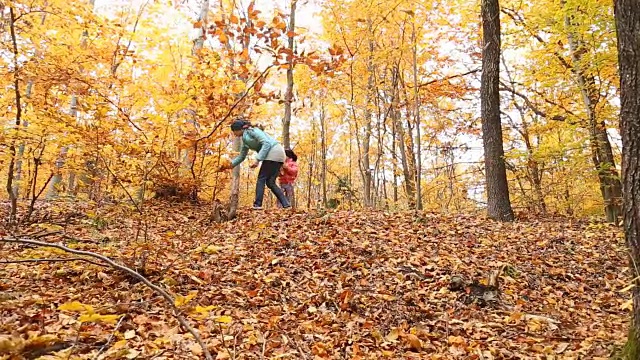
[480,0,514,221]
[614,0,640,356]
[282,0,297,149]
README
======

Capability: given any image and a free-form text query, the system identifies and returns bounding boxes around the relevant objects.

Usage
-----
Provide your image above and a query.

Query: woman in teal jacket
[221,119,291,209]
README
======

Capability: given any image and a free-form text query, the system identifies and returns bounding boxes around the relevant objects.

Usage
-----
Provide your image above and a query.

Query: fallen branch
[1,236,213,360]
[0,257,106,267]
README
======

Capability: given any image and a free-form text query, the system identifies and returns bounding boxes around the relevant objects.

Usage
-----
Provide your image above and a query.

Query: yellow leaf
[78,313,121,324]
[59,301,94,314]
[195,305,217,314]
[205,245,222,254]
[385,328,399,342]
[112,339,127,349]
[124,330,136,340]
[175,291,197,307]
[214,315,233,323]
[620,283,635,293]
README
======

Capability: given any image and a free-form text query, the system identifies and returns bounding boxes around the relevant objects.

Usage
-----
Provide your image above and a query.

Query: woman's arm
[230,143,249,167]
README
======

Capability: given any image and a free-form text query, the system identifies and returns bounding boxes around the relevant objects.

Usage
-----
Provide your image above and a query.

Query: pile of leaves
[0,201,630,359]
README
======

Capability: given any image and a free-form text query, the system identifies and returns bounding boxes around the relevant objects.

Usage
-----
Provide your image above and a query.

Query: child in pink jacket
[278,149,298,207]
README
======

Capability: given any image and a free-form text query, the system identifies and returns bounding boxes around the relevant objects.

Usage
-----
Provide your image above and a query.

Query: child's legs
[278,183,293,207]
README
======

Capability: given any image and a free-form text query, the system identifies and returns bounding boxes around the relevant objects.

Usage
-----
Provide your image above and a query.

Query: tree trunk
[319,99,328,207]
[392,67,415,207]
[361,24,375,208]
[182,0,210,171]
[6,6,22,223]
[13,82,33,200]
[411,19,423,210]
[282,0,297,149]
[307,121,317,209]
[480,0,514,221]
[47,96,76,199]
[223,3,252,219]
[563,2,623,223]
[614,0,640,356]
[391,107,399,204]
[227,137,242,220]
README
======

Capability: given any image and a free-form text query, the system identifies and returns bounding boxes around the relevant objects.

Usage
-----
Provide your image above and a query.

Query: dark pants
[255,160,290,208]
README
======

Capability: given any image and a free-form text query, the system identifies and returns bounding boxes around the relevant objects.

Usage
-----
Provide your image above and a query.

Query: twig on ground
[94,315,126,359]
[260,332,267,360]
[0,257,106,267]
[288,335,308,360]
[1,236,213,360]
[67,322,83,360]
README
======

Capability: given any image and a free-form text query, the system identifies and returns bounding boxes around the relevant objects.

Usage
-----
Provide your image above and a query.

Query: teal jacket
[230,128,280,167]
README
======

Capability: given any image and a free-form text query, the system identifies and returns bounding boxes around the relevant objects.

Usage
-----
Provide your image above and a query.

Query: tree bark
[614,0,640,356]
[480,0,514,221]
[6,6,22,223]
[563,3,623,223]
[13,82,33,200]
[319,99,328,207]
[227,141,241,219]
[282,0,297,149]
[361,22,375,208]
[411,19,423,210]
[392,66,415,208]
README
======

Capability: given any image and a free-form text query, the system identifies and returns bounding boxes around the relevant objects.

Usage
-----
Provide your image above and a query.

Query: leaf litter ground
[0,201,630,359]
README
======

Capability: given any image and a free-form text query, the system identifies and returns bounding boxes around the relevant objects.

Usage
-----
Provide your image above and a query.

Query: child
[278,149,298,207]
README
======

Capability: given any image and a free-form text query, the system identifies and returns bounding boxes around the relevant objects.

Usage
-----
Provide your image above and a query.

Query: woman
[220,118,290,209]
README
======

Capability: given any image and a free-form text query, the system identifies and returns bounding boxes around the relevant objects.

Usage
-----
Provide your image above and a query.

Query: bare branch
[413,69,481,88]
[498,82,581,124]
[196,64,276,142]
[1,236,213,360]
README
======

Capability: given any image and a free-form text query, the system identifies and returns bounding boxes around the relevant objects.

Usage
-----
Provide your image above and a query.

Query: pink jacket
[279,158,298,184]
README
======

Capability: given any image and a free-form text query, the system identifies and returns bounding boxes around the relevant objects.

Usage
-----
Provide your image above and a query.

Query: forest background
[0,0,623,219]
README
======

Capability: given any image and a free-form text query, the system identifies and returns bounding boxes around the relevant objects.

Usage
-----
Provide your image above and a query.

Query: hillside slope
[0,203,629,359]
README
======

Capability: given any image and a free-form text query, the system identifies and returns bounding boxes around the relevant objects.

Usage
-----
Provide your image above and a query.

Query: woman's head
[230,118,249,136]
[285,149,297,162]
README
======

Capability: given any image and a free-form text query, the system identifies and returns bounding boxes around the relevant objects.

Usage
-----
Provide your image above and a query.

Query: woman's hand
[250,160,260,169]
[218,164,230,172]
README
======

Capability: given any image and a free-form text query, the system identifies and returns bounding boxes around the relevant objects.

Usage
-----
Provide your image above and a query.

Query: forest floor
[0,201,630,359]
